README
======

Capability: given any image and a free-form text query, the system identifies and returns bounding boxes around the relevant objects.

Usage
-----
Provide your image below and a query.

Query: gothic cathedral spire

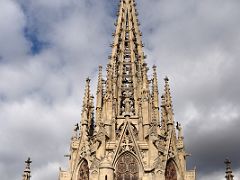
[59,1,196,180]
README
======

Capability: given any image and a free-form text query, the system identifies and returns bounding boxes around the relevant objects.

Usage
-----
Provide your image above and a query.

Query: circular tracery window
[116,153,139,180]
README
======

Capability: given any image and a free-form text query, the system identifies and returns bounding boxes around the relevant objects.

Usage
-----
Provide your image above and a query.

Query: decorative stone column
[99,158,114,180]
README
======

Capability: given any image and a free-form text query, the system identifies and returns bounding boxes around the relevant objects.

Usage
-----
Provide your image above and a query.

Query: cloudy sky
[0,0,240,179]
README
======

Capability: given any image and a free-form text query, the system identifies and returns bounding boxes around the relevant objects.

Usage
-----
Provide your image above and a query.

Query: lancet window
[78,159,89,180]
[165,160,177,180]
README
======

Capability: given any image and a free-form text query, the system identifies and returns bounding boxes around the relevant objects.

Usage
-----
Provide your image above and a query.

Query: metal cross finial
[25,157,32,169]
[225,158,231,166]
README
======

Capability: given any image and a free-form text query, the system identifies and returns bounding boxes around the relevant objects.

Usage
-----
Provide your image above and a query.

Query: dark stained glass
[165,160,177,180]
[78,159,89,180]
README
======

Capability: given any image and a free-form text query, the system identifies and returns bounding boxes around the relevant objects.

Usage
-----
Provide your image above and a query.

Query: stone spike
[80,78,91,127]
[78,79,92,158]
[152,65,160,123]
[106,64,113,95]
[160,94,167,131]
[89,94,95,136]
[96,65,103,126]
[163,76,174,126]
[142,63,150,92]
[83,78,91,109]
[152,65,159,107]
[22,157,32,180]
[225,159,234,180]
[164,76,173,110]
[96,65,103,108]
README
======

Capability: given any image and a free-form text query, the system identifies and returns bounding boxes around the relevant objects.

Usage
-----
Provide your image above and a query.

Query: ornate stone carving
[153,138,165,154]
[90,157,100,170]
[79,144,88,159]
[168,146,175,159]
[118,127,137,155]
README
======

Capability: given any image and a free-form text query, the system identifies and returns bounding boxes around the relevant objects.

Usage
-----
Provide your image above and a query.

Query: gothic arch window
[165,160,177,180]
[78,159,89,180]
[115,152,139,180]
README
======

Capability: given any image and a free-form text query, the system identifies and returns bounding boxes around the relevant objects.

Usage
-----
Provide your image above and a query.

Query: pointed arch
[78,159,89,180]
[115,152,139,180]
[165,159,177,180]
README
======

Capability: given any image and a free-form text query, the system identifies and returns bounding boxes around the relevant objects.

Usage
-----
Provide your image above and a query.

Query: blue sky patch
[24,27,49,55]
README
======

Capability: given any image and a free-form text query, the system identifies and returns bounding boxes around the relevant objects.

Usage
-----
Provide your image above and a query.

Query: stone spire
[105,0,148,117]
[22,157,32,180]
[163,76,174,126]
[96,65,103,117]
[225,159,234,180]
[160,94,167,132]
[80,78,94,130]
[152,65,160,123]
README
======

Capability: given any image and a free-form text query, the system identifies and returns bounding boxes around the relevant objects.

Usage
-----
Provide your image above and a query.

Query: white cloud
[0,0,29,60]
[32,162,61,180]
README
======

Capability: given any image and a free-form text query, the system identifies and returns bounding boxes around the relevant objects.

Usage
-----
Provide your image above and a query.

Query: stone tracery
[116,152,139,180]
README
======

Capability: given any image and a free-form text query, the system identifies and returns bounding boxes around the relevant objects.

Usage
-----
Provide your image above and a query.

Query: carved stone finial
[176,122,183,139]
[164,76,169,82]
[163,77,174,127]
[153,65,157,71]
[72,123,79,139]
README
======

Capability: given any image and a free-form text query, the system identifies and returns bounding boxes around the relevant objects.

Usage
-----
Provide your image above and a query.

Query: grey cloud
[137,0,240,179]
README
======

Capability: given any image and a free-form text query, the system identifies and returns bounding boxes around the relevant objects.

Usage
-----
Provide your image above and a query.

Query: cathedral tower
[59,0,196,179]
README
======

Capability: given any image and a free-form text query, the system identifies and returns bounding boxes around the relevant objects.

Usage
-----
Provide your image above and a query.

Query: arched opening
[165,160,177,180]
[115,152,139,180]
[78,159,89,180]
